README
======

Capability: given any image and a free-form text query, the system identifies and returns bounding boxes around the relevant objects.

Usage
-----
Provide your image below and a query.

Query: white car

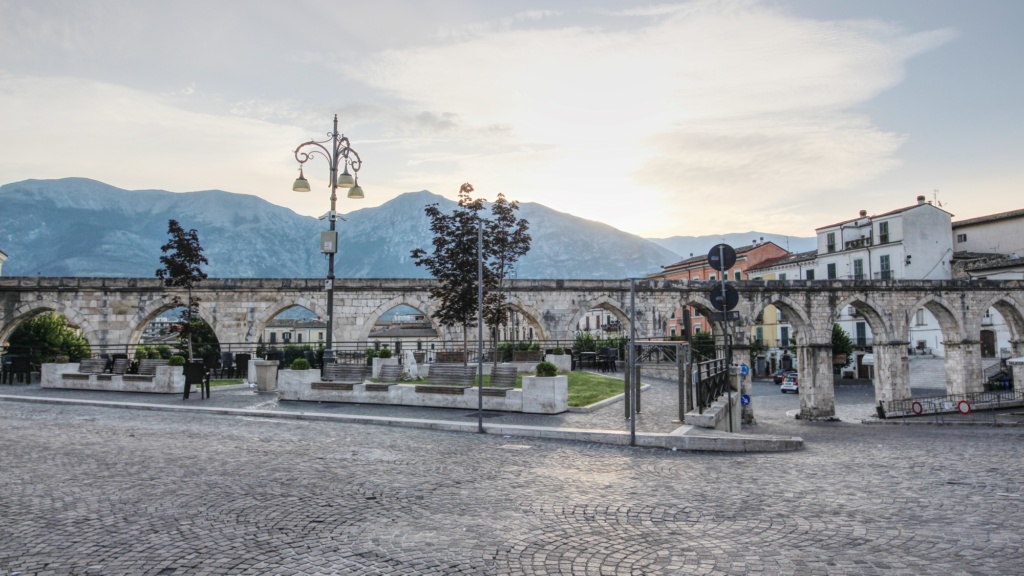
[780,373,799,393]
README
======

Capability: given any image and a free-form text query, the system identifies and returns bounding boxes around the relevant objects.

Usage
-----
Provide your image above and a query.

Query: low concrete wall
[277,369,568,414]
[41,363,184,394]
[684,391,741,431]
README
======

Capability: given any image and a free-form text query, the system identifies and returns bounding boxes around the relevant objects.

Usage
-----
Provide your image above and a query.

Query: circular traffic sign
[709,284,739,312]
[741,394,751,406]
[707,244,737,272]
[957,400,971,415]
[911,401,923,415]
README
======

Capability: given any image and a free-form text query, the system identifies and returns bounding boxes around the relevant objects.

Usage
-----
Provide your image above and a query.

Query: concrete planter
[41,363,183,393]
[521,375,568,414]
[250,359,279,392]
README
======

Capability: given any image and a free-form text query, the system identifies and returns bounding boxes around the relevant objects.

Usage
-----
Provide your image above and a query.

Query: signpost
[707,243,737,432]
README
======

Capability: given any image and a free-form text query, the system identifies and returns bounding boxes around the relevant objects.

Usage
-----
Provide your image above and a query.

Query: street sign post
[707,244,737,272]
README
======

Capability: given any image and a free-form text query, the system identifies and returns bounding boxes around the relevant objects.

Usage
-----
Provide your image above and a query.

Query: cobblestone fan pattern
[3,398,1024,575]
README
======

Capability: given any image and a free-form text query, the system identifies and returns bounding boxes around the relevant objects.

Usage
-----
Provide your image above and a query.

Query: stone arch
[124,299,222,348]
[907,294,964,343]
[744,293,815,343]
[1,300,98,349]
[501,296,551,342]
[831,294,895,343]
[249,299,328,343]
[356,296,440,342]
[977,293,1024,341]
[565,295,629,338]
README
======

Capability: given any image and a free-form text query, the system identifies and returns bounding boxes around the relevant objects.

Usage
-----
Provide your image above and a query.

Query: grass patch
[210,379,244,387]
[372,371,622,407]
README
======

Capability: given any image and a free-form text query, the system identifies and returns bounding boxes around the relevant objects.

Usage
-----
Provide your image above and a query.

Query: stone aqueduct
[2,276,1023,420]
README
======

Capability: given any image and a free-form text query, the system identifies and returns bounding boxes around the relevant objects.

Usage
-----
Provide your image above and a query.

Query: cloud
[348,0,955,236]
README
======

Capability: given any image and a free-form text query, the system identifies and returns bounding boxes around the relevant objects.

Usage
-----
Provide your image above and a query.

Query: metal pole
[719,245,733,433]
[325,115,340,355]
[477,219,484,433]
[629,278,637,446]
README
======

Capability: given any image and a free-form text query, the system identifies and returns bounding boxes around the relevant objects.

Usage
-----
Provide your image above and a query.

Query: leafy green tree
[155,219,209,360]
[7,312,91,367]
[411,183,531,361]
[690,332,717,361]
[831,323,853,365]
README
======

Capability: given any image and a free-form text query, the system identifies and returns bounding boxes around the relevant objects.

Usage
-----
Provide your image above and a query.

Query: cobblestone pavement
[3,364,1024,575]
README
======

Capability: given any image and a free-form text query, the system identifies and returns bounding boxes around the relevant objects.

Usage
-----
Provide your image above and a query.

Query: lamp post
[292,114,364,357]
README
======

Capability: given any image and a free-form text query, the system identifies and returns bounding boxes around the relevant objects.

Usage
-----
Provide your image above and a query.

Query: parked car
[773,369,795,384]
[780,373,799,393]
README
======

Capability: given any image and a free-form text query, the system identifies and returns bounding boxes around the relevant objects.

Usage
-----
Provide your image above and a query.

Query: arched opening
[367,305,438,363]
[136,306,220,362]
[256,305,327,368]
[3,310,92,381]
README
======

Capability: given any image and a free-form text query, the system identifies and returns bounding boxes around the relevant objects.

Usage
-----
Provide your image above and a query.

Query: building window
[878,221,890,244]
[297,333,303,343]
[709,274,716,281]
[777,309,786,322]
[853,259,864,280]
[734,270,742,281]
[318,332,324,341]
[827,263,837,279]
[826,232,836,253]
[755,326,763,342]
[670,327,676,337]
[915,309,925,326]
[805,269,815,280]
[283,332,291,342]
[879,255,891,279]
[780,326,790,347]
[779,273,787,281]
[270,332,277,343]
[956,233,967,243]
[855,322,867,347]
[692,308,701,317]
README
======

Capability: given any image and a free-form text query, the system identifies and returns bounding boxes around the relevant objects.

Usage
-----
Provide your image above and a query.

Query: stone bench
[122,358,169,383]
[367,364,402,392]
[482,365,517,397]
[313,364,369,391]
[61,358,107,381]
[417,363,476,395]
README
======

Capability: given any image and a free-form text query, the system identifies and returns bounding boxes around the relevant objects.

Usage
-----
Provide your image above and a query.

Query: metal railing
[695,358,729,413]
[883,387,1023,423]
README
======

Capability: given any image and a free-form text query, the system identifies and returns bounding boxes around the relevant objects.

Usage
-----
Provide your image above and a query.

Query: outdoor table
[577,351,597,370]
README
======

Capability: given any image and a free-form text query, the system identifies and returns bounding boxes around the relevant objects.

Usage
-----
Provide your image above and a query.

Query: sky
[1,0,1022,239]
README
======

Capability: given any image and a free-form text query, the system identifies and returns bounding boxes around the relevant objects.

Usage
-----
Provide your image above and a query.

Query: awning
[860,354,875,366]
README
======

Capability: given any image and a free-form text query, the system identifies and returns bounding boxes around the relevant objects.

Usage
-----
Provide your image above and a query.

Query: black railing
[695,358,729,413]
[883,387,1023,423]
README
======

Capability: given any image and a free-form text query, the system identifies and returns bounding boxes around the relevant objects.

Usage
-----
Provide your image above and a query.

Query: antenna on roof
[933,189,943,208]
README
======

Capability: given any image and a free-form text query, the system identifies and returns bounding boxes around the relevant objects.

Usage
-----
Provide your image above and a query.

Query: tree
[156,219,208,360]
[411,183,531,360]
[7,312,91,367]
[831,323,853,367]
[690,331,717,361]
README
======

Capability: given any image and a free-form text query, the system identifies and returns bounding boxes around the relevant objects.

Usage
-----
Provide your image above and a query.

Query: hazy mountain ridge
[0,178,811,278]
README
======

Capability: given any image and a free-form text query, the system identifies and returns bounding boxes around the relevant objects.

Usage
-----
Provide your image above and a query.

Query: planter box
[521,375,568,414]
[545,354,572,373]
[372,357,399,379]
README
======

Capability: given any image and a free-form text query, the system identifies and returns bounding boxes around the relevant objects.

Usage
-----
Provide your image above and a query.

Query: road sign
[709,311,741,322]
[740,363,749,376]
[741,394,751,406]
[709,284,739,311]
[707,244,737,272]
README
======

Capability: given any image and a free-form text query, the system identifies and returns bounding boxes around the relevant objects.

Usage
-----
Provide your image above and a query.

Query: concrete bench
[123,358,169,382]
[313,364,368,391]
[482,365,517,397]
[417,363,476,394]
[367,364,402,392]
[61,358,107,381]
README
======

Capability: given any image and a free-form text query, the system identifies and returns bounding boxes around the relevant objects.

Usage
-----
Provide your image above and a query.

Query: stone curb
[1,394,803,453]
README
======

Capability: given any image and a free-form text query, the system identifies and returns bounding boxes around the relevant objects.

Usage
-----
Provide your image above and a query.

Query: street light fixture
[292,114,364,356]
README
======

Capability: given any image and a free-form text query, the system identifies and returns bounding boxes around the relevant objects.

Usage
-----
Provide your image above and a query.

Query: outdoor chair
[183,361,210,400]
[303,350,320,369]
[202,352,221,377]
[219,351,235,378]
[9,356,33,384]
[233,353,251,380]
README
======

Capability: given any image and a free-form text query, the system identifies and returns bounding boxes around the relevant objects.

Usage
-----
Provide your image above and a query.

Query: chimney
[917,195,926,205]
[859,210,867,217]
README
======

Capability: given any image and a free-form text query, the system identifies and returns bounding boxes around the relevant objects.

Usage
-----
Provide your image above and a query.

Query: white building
[0,248,7,276]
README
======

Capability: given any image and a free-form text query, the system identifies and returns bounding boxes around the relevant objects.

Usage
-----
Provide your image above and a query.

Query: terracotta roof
[747,250,817,272]
[661,241,783,271]
[952,208,1024,229]
[368,326,439,338]
[815,201,953,230]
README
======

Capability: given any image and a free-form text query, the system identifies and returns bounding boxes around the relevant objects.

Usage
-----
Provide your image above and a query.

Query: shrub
[290,358,310,370]
[535,361,558,377]
[552,347,565,355]
[168,355,186,366]
[365,348,377,366]
[573,332,597,353]
[54,354,70,364]
[378,348,393,359]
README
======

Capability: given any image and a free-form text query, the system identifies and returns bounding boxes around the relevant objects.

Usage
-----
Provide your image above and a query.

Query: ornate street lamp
[292,115,364,357]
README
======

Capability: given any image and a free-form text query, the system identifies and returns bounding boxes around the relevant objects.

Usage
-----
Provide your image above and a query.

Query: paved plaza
[2,360,1024,575]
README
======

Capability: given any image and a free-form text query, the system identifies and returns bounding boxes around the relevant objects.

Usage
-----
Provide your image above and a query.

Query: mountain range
[0,178,815,279]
